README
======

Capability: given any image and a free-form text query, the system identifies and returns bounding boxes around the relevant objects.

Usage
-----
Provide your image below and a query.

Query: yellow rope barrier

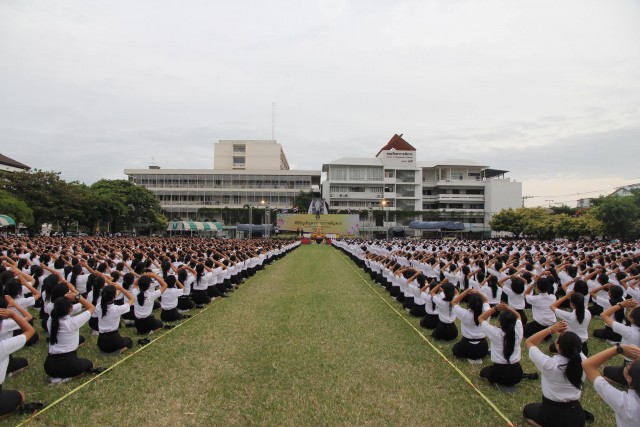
[336,250,515,427]
[16,274,251,426]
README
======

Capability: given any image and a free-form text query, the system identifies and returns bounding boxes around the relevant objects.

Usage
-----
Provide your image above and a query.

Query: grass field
[4,244,619,426]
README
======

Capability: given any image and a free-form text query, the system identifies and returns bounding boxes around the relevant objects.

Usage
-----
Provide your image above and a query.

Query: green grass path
[19,244,506,426]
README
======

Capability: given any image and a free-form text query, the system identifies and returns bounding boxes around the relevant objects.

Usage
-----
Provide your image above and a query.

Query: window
[233,156,245,165]
[233,144,246,153]
[451,172,464,180]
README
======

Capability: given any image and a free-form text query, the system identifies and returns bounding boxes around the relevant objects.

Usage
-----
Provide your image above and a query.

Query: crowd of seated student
[0,236,299,418]
[336,238,640,426]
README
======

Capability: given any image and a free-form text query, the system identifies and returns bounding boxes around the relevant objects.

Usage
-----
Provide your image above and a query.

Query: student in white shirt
[97,284,135,354]
[478,303,524,386]
[582,344,640,427]
[550,291,591,356]
[599,300,640,386]
[430,281,458,341]
[592,286,625,343]
[451,289,490,361]
[501,276,528,325]
[524,277,557,338]
[0,308,40,417]
[134,273,168,334]
[44,293,103,381]
[160,275,187,322]
[523,322,587,427]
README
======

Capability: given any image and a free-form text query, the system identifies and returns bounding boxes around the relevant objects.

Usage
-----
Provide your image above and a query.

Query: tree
[591,195,640,240]
[489,208,525,237]
[91,179,167,234]
[293,191,315,212]
[0,190,34,228]
[0,169,63,234]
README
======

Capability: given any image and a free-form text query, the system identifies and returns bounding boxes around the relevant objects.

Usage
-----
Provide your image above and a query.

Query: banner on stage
[276,214,360,235]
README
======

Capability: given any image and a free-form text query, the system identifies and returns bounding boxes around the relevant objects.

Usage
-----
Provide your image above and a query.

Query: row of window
[422,189,485,195]
[130,174,313,189]
[422,203,485,210]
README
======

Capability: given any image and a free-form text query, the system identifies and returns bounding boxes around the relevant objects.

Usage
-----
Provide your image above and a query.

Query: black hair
[609,286,625,323]
[69,263,82,286]
[30,265,44,289]
[165,275,177,288]
[499,310,517,363]
[53,258,65,270]
[49,297,73,345]
[573,280,588,296]
[461,265,470,290]
[92,276,105,307]
[629,360,640,394]
[101,285,116,318]
[467,294,483,326]
[195,264,204,285]
[122,272,135,290]
[536,277,550,294]
[137,276,152,306]
[487,275,499,298]
[570,292,586,324]
[3,279,21,298]
[557,332,583,390]
[510,277,525,294]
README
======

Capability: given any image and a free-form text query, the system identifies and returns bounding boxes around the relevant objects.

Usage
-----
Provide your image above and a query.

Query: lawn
[5,244,618,426]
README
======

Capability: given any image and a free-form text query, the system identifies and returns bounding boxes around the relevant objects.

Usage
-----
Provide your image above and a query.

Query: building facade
[214,140,290,170]
[0,154,30,173]
[322,134,522,234]
[125,141,320,221]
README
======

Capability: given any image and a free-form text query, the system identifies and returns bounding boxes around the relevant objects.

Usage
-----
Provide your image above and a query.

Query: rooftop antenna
[272,101,276,141]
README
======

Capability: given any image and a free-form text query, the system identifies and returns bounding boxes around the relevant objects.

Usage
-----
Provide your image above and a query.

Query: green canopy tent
[0,214,17,235]
[167,221,223,237]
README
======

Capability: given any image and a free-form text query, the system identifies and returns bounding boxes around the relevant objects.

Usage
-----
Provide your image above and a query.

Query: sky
[1,0,639,208]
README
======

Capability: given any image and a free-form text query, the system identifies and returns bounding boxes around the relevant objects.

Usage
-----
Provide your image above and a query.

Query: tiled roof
[375,134,416,156]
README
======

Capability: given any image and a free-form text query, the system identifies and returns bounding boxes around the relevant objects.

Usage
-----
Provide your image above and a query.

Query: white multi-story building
[322,134,522,234]
[125,141,320,221]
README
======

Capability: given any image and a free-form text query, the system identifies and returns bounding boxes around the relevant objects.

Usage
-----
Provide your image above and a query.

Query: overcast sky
[1,0,639,207]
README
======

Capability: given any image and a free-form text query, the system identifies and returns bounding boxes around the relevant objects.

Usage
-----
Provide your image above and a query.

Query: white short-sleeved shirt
[593,376,640,427]
[481,285,502,305]
[502,286,525,310]
[612,322,640,362]
[134,290,162,319]
[526,293,557,326]
[433,294,456,323]
[481,319,523,364]
[0,319,21,341]
[528,346,585,402]
[47,311,91,354]
[160,288,185,310]
[67,273,91,294]
[0,334,27,385]
[192,273,209,291]
[555,309,591,343]
[98,303,132,333]
[454,303,490,340]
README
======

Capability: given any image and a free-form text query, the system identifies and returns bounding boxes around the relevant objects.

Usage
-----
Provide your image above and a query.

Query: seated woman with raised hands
[45,291,105,383]
[478,303,524,387]
[582,344,640,427]
[523,321,587,427]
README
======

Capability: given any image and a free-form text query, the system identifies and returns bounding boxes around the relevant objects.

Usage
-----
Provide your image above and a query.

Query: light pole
[261,199,271,238]
[381,199,388,224]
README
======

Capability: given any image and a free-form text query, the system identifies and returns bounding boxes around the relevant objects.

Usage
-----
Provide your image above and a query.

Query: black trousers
[480,362,523,386]
[44,350,93,379]
[523,396,585,427]
[452,337,489,360]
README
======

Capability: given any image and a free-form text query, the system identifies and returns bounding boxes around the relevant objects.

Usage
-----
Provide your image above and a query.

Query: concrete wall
[484,179,522,225]
[214,140,287,171]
